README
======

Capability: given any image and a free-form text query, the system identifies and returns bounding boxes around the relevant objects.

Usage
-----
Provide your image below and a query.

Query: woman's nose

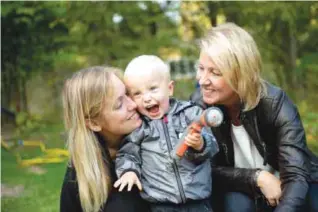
[198,71,211,86]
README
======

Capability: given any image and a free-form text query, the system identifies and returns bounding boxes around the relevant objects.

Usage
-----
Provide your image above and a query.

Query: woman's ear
[85,119,102,132]
[168,80,175,96]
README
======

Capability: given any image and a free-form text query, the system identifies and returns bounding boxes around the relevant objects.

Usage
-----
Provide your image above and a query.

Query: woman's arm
[272,91,310,212]
[212,165,261,197]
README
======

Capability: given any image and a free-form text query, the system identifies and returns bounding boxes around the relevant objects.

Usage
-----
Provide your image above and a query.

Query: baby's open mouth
[146,105,159,114]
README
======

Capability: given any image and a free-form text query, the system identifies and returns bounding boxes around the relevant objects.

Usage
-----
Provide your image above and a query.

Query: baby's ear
[168,80,175,96]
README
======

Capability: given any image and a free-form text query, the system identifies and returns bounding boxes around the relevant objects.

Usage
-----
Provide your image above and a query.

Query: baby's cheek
[162,98,170,112]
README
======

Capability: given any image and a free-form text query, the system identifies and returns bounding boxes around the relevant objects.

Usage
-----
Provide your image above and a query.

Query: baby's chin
[140,110,165,120]
[146,112,164,120]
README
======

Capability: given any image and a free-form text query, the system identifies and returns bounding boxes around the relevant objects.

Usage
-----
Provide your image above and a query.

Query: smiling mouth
[145,105,159,114]
[128,113,138,120]
[202,88,216,93]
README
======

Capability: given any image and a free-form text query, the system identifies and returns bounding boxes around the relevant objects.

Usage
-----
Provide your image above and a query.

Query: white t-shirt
[231,124,278,176]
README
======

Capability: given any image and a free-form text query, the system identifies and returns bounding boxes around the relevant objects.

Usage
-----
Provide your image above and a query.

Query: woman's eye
[213,71,222,76]
[209,68,222,76]
[150,86,157,90]
[133,92,141,96]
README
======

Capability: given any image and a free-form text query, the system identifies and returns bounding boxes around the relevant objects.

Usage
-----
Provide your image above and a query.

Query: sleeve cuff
[120,168,141,179]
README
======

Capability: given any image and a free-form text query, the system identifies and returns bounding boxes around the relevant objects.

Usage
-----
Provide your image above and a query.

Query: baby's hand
[114,171,142,192]
[184,132,204,151]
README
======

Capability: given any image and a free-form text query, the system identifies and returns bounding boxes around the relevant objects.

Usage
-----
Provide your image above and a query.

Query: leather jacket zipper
[249,114,268,166]
[222,143,230,165]
[162,116,186,203]
[261,142,268,166]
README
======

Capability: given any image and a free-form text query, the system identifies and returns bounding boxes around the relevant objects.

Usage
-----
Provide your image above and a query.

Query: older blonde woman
[60,66,149,212]
[190,23,318,212]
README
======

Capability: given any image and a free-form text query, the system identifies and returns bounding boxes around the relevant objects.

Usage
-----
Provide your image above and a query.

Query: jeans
[150,199,212,212]
[308,183,318,212]
[211,183,318,212]
[223,192,273,212]
[223,192,255,212]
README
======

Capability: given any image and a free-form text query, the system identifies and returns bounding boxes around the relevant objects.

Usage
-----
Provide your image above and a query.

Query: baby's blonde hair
[124,55,171,82]
[200,23,266,111]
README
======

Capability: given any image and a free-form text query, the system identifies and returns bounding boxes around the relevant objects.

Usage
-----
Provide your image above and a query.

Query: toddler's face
[125,70,174,119]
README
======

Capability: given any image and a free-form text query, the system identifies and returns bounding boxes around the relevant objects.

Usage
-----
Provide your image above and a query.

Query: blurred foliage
[173,78,197,100]
[63,1,179,67]
[298,101,318,153]
[1,1,317,146]
[2,1,318,111]
[14,112,47,137]
[1,1,179,114]
[1,2,69,112]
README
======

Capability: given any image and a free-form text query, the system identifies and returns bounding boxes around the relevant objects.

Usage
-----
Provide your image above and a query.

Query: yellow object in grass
[1,139,69,167]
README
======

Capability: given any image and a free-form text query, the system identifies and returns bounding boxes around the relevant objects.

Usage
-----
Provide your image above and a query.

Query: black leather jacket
[190,82,318,212]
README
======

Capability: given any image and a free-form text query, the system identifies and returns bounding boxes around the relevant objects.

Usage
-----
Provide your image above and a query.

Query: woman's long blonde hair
[200,22,266,111]
[62,66,121,212]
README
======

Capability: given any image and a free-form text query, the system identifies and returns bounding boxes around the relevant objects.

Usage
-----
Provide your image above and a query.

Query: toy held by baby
[172,107,223,159]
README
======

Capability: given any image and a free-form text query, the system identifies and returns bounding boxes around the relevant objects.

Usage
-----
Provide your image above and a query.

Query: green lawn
[1,149,66,212]
[1,78,318,212]
[1,123,67,212]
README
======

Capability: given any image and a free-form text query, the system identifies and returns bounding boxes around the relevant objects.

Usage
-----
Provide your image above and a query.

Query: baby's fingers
[135,178,142,191]
[186,133,200,141]
[184,136,196,144]
[118,180,128,192]
[113,179,122,188]
[184,138,192,147]
[127,181,134,191]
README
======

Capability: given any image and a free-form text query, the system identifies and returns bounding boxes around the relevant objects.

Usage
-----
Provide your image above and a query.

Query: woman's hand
[184,132,204,151]
[114,171,142,192]
[257,170,282,207]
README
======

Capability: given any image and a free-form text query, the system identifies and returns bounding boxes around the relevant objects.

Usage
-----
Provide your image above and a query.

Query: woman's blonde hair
[200,22,266,111]
[62,66,122,212]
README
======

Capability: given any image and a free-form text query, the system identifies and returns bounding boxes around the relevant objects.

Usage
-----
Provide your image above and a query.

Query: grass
[1,123,67,212]
[1,149,66,212]
[1,78,317,212]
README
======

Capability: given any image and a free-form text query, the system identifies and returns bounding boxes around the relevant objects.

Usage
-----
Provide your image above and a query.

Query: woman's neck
[99,132,123,159]
[226,101,241,126]
[108,147,117,160]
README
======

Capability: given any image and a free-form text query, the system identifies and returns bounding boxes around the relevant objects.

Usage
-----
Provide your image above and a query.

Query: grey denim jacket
[116,98,219,204]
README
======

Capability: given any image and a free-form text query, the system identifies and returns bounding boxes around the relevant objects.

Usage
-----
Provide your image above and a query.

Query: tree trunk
[1,67,10,109]
[207,2,219,26]
[21,76,28,113]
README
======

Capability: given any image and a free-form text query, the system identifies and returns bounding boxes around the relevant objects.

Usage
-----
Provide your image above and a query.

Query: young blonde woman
[60,66,150,212]
[190,23,318,212]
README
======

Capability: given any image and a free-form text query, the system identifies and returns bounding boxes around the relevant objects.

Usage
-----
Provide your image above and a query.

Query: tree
[1,1,68,113]
[63,1,179,67]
